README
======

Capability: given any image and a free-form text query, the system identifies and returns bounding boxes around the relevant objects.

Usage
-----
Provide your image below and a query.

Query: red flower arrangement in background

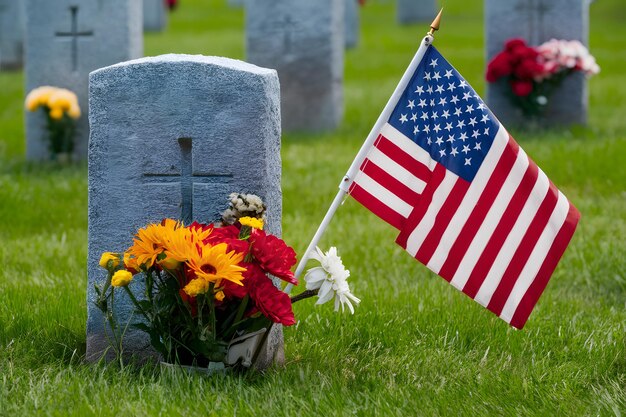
[167,0,178,11]
[486,38,600,116]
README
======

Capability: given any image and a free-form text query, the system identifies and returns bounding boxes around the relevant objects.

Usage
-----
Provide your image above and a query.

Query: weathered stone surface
[143,0,167,32]
[246,0,344,132]
[25,0,142,160]
[345,0,359,49]
[485,0,592,126]
[0,0,24,70]
[397,0,437,25]
[87,54,283,366]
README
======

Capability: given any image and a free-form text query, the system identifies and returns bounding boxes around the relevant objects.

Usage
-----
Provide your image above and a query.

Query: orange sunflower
[127,219,181,270]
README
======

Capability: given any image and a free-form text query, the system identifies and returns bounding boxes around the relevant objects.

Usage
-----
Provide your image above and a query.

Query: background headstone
[25,0,142,160]
[345,0,359,49]
[87,54,284,366]
[143,0,167,32]
[485,0,592,125]
[246,0,344,132]
[397,0,437,25]
[0,0,24,70]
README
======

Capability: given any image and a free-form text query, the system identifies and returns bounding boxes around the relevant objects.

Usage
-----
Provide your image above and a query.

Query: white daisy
[304,247,361,314]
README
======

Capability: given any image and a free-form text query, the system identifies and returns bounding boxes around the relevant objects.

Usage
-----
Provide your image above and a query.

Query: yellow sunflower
[127,219,182,269]
[187,243,246,287]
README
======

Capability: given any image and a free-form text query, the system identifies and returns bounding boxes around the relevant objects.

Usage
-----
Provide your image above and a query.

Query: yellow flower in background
[239,216,264,230]
[111,270,133,287]
[183,278,209,297]
[99,252,120,270]
[24,86,80,120]
[67,104,81,119]
[214,290,225,302]
[24,86,56,111]
[49,108,64,120]
[187,243,246,287]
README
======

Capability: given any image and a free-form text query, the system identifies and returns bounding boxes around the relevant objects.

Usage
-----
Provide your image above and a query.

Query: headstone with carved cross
[485,0,593,125]
[245,0,344,132]
[87,54,284,368]
[345,0,359,49]
[397,0,437,25]
[0,0,24,70]
[24,0,142,160]
[143,0,167,32]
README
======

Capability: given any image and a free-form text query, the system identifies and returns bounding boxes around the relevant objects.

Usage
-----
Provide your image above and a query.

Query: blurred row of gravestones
[0,0,593,162]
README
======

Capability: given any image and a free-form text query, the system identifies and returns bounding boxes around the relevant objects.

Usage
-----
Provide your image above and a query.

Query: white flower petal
[316,280,334,305]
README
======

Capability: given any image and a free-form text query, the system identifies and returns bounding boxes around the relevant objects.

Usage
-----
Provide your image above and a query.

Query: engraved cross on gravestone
[55,6,93,72]
[143,138,233,225]
[514,0,553,46]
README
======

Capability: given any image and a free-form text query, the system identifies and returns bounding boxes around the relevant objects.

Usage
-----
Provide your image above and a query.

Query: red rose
[514,58,543,80]
[510,79,533,97]
[249,230,298,285]
[248,276,295,326]
[505,38,527,52]
[486,52,513,82]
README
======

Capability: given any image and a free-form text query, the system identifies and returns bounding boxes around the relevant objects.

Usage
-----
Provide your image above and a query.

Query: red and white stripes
[350,123,579,328]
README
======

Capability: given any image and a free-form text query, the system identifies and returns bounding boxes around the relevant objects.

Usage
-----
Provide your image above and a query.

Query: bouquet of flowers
[95,193,298,368]
[486,38,600,117]
[25,86,80,158]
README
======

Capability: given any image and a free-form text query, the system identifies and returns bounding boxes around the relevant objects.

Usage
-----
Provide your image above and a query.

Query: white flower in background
[304,246,360,314]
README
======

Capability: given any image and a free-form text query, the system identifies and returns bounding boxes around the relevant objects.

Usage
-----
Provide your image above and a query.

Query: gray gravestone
[485,0,592,125]
[0,0,24,70]
[397,0,437,25]
[345,0,359,49]
[25,0,142,160]
[143,0,167,32]
[246,0,344,132]
[87,54,284,367]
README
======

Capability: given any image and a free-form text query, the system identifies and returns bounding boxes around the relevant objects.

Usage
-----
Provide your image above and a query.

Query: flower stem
[290,289,319,304]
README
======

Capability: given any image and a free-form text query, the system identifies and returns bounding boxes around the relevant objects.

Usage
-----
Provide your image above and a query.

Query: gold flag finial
[428,8,443,36]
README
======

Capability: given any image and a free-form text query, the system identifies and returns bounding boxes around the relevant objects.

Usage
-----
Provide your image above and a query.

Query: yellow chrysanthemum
[239,216,264,230]
[111,270,133,287]
[183,278,209,297]
[99,252,120,270]
[49,107,64,120]
[67,103,81,119]
[48,90,74,111]
[187,243,246,287]
[24,86,56,112]
[127,219,182,270]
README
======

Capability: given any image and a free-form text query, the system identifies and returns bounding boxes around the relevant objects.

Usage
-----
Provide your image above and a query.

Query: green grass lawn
[1,0,625,415]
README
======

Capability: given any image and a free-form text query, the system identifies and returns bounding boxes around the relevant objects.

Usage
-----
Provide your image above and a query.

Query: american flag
[349,46,580,329]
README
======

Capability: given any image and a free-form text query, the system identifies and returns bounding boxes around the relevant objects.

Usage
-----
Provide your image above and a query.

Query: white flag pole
[285,14,442,294]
